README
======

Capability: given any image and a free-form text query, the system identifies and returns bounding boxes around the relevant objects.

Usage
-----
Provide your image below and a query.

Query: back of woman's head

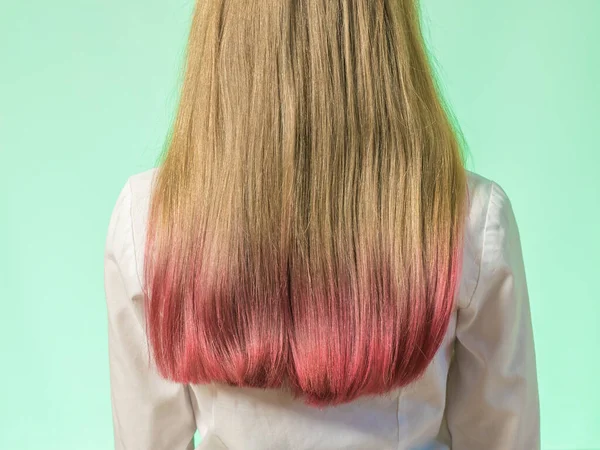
[143,0,468,407]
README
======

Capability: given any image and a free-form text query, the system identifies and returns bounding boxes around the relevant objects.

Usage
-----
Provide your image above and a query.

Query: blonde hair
[144,0,468,406]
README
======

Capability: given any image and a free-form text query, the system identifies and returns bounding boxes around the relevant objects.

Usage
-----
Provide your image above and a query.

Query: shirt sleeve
[445,181,541,449]
[104,178,197,450]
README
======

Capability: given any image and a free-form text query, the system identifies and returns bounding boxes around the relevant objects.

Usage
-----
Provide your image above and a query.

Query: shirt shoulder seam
[462,179,496,310]
[124,177,142,295]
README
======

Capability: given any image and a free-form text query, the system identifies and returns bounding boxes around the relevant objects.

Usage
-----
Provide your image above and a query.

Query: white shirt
[104,167,540,450]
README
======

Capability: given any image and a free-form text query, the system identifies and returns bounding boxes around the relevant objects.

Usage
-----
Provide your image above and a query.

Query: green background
[1,1,598,449]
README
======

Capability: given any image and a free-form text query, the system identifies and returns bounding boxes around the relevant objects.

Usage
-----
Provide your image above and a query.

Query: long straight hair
[143,0,468,407]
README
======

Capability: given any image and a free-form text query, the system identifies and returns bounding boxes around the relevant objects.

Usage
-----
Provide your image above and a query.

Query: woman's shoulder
[125,167,500,217]
[461,169,518,309]
[126,167,160,286]
[128,166,160,199]
[125,167,500,221]
[119,166,509,310]
[104,167,159,299]
[464,169,497,242]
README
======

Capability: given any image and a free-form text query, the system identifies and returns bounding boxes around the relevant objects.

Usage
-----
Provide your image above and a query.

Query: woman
[104,0,540,448]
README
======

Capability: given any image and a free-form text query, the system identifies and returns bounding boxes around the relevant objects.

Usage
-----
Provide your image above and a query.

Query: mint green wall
[1,1,598,449]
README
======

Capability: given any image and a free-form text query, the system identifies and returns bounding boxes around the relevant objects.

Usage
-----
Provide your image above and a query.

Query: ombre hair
[143,0,468,407]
